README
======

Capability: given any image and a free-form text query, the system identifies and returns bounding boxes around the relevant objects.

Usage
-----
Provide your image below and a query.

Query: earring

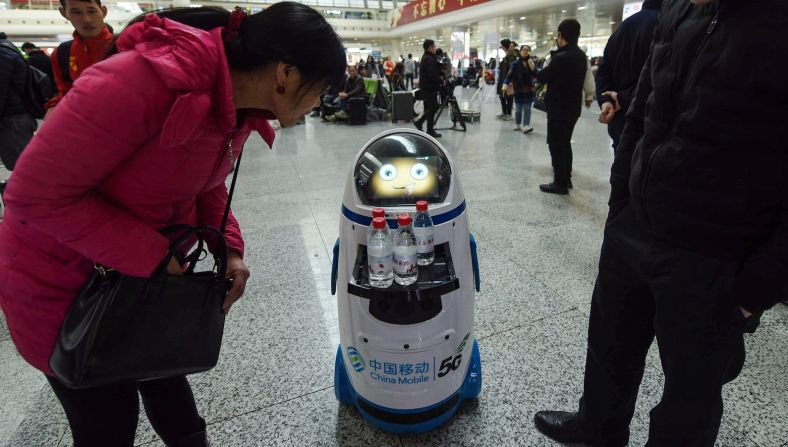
[275,83,286,94]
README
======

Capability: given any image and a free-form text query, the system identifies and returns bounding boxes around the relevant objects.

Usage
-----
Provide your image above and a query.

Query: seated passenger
[328,65,365,121]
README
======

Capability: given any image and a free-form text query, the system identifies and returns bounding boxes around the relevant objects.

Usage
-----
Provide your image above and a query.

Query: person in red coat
[46,0,115,113]
[0,4,346,446]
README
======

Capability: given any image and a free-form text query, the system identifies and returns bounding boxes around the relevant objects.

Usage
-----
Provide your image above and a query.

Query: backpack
[57,41,74,85]
[0,42,56,119]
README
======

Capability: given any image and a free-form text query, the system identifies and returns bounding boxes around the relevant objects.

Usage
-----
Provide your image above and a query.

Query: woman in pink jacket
[0,3,345,446]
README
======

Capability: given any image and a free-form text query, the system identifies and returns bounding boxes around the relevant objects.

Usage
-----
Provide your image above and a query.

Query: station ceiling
[399,0,625,54]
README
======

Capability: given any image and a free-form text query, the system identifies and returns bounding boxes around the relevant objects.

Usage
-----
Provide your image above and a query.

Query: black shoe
[414,120,424,132]
[534,411,594,444]
[568,180,573,189]
[539,182,569,195]
[310,111,320,117]
[0,180,6,198]
[427,130,442,138]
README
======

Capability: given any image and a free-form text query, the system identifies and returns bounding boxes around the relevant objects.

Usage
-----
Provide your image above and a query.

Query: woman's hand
[224,252,250,314]
[166,257,183,276]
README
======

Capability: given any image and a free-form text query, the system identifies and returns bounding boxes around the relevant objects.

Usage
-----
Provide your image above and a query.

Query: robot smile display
[331,129,482,434]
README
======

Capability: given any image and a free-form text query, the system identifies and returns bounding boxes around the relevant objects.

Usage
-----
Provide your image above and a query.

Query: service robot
[331,129,482,434]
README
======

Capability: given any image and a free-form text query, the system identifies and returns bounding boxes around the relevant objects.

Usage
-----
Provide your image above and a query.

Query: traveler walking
[535,20,587,194]
[496,39,517,120]
[535,1,788,446]
[413,39,442,138]
[0,4,346,446]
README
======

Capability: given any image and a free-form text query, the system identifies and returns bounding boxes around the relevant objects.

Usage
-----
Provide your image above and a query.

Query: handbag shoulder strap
[220,149,243,234]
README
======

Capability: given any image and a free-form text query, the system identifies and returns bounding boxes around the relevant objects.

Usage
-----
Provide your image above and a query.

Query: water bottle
[367,207,387,241]
[393,214,418,286]
[367,217,393,288]
[413,200,435,266]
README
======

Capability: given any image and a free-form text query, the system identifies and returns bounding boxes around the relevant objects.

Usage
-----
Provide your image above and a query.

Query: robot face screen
[371,157,438,200]
[354,133,451,206]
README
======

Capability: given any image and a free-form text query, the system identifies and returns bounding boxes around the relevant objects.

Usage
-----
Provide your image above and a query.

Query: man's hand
[740,306,753,319]
[602,91,621,111]
[224,252,250,314]
[501,84,508,92]
[585,99,593,109]
[599,102,617,124]
[338,92,348,100]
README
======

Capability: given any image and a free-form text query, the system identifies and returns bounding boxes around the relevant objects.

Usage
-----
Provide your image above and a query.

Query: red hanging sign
[391,0,494,27]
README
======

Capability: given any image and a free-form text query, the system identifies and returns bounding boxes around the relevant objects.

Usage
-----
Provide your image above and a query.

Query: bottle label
[414,227,435,254]
[368,253,393,277]
[393,252,418,276]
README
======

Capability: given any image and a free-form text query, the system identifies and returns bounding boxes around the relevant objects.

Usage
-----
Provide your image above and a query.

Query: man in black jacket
[414,39,442,138]
[535,20,588,194]
[535,1,788,446]
[0,33,37,172]
[21,42,54,81]
[596,0,661,149]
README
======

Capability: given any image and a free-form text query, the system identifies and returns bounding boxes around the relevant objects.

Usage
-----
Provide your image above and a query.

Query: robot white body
[331,129,481,433]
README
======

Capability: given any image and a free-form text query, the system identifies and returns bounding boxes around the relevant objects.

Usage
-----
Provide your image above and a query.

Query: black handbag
[49,150,244,389]
[533,84,547,112]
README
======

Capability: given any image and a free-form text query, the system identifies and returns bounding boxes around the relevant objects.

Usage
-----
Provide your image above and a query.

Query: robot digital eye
[379,164,397,181]
[410,163,429,180]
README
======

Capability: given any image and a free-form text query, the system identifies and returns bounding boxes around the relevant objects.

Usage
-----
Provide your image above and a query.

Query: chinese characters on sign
[367,358,433,385]
[394,0,493,27]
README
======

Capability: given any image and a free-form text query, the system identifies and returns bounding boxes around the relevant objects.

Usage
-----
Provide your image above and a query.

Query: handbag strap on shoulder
[220,149,243,234]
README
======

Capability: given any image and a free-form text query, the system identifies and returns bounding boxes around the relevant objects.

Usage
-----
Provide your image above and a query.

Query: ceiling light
[561,9,566,13]
[609,21,616,24]
[577,5,587,10]
[520,16,526,20]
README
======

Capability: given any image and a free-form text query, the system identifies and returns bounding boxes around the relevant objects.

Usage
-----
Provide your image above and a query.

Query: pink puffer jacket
[0,15,275,375]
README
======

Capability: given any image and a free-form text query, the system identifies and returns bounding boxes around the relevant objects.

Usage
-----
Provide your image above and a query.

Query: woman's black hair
[118,3,346,96]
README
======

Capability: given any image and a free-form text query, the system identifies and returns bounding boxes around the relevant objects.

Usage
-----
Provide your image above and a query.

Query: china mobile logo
[347,346,365,373]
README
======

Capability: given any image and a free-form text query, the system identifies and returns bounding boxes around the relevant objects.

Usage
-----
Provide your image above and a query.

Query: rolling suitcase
[348,97,368,125]
[391,91,414,122]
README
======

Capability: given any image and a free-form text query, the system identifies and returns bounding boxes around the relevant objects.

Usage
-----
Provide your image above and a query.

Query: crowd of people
[0,0,786,446]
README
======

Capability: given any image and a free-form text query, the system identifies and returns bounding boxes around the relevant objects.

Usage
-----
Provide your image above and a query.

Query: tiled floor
[1,86,786,447]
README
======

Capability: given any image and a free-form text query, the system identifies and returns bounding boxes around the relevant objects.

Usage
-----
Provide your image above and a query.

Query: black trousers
[607,113,626,150]
[415,89,439,132]
[47,375,204,447]
[578,204,749,447]
[0,113,37,171]
[546,117,578,185]
[498,92,513,115]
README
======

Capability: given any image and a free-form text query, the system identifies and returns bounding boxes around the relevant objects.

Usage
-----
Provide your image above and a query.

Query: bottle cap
[416,200,428,212]
[372,217,387,229]
[398,213,412,226]
[372,208,385,218]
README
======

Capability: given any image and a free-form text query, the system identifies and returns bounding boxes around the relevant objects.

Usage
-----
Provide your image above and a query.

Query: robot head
[354,132,452,207]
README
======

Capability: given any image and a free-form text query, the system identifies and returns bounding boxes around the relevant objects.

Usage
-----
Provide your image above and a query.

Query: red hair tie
[222,6,247,43]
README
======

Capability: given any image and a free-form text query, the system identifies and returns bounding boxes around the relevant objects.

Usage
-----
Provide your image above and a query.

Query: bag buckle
[93,263,114,276]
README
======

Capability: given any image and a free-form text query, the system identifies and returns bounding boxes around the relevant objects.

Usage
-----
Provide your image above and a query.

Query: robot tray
[349,242,459,325]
